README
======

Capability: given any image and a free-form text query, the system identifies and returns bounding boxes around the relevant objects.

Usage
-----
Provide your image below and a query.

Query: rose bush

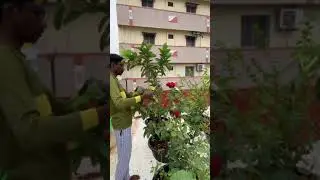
[152,85,210,179]
[212,21,320,179]
[122,43,209,179]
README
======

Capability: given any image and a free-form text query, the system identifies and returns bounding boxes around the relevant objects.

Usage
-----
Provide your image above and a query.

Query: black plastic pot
[152,164,169,180]
[148,138,169,163]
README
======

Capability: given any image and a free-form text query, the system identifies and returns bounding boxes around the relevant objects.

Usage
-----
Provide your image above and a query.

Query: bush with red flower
[179,69,210,138]
[122,43,210,179]
[212,22,320,179]
[166,82,176,88]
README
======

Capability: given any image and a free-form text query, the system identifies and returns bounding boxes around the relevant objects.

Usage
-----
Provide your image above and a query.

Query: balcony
[120,43,210,64]
[117,4,210,33]
[212,0,320,5]
[120,76,204,92]
[212,47,299,88]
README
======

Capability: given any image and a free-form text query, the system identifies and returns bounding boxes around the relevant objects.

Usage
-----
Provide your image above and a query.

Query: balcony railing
[212,47,298,88]
[117,4,210,33]
[120,43,210,64]
[120,76,204,92]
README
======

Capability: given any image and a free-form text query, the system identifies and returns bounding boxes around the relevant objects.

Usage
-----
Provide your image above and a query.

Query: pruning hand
[96,104,108,127]
[135,86,146,94]
[142,90,154,100]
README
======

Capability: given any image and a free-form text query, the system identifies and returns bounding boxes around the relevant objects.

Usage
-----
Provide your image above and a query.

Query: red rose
[211,155,223,177]
[170,110,181,118]
[166,82,176,88]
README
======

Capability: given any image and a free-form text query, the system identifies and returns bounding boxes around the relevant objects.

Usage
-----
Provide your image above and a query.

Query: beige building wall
[35,6,105,53]
[118,0,210,81]
[212,6,320,48]
[119,26,210,47]
[28,5,107,97]
[122,64,208,79]
[117,0,210,16]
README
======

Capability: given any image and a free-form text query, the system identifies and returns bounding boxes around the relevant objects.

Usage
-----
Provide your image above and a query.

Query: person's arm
[110,76,141,109]
[44,89,71,115]
[127,86,156,98]
[0,72,100,151]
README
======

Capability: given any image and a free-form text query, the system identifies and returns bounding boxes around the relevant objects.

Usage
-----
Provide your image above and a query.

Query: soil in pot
[148,138,169,163]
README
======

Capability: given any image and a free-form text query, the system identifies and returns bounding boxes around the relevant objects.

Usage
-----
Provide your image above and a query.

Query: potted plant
[122,43,210,176]
[212,21,320,179]
[152,110,210,180]
[122,43,173,162]
[180,69,210,139]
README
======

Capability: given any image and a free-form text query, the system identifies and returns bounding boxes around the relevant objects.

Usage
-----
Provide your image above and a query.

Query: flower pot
[148,138,169,163]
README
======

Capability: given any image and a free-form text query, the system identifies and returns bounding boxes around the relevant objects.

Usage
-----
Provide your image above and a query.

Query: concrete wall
[36,6,106,53]
[30,5,108,98]
[117,0,210,80]
[211,5,320,89]
[211,6,320,48]
[118,0,210,16]
[119,26,210,47]
[119,76,205,92]
[121,64,209,78]
[37,54,107,98]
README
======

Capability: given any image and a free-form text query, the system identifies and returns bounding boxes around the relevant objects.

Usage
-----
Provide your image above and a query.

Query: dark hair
[110,53,124,66]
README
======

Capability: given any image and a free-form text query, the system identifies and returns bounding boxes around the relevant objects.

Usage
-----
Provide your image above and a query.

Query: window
[241,15,270,48]
[185,66,195,77]
[168,34,174,39]
[186,2,197,13]
[168,1,174,7]
[143,32,156,44]
[186,36,196,47]
[142,0,154,7]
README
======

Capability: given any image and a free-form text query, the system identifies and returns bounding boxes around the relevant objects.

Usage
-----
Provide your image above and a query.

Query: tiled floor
[110,118,158,180]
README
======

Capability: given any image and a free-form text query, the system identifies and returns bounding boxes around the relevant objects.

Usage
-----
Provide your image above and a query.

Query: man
[110,54,153,180]
[0,1,108,179]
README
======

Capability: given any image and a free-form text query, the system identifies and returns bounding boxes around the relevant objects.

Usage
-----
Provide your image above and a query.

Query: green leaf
[99,28,108,51]
[98,15,108,33]
[62,10,85,26]
[53,3,65,30]
[169,170,196,180]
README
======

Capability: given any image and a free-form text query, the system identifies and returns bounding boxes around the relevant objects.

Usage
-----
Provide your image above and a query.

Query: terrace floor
[110,118,159,180]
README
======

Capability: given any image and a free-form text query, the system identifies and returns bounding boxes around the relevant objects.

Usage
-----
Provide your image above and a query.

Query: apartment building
[117,0,211,90]
[212,0,320,87]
